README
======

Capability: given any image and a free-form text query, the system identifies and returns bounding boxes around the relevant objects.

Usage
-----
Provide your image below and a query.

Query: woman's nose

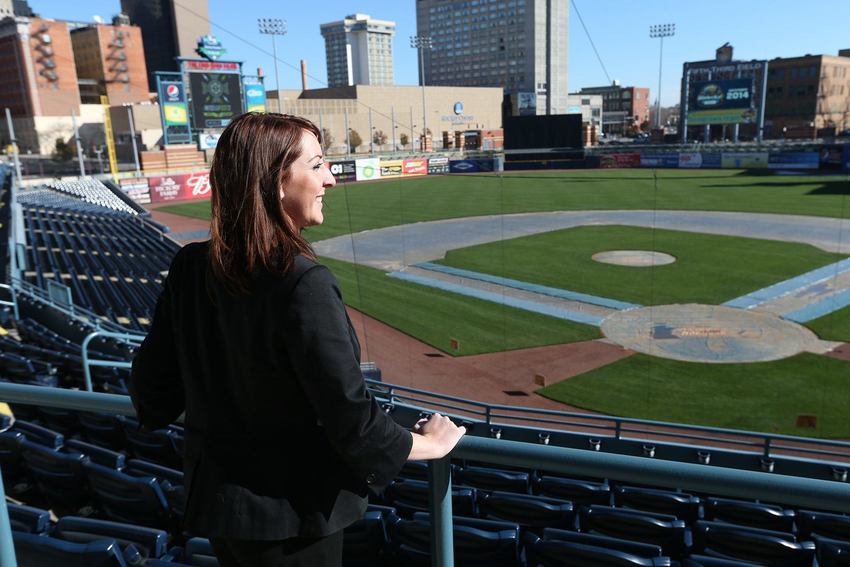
[324,166,337,187]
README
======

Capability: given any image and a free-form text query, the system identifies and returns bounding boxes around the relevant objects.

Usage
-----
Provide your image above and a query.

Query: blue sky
[30,0,850,107]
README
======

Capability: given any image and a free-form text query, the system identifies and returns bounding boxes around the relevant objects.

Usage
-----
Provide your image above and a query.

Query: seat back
[385,478,476,517]
[814,535,850,567]
[19,439,89,513]
[797,510,850,542]
[479,491,575,530]
[455,465,531,494]
[704,497,796,533]
[580,505,688,559]
[13,530,128,567]
[542,527,663,558]
[534,475,611,505]
[83,461,172,530]
[54,516,170,561]
[7,503,51,534]
[692,520,815,567]
[614,485,701,523]
[344,510,389,567]
[526,533,672,567]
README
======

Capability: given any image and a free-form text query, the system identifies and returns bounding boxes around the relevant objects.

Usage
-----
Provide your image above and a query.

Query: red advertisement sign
[600,152,641,168]
[183,60,240,73]
[403,158,428,175]
[148,171,212,203]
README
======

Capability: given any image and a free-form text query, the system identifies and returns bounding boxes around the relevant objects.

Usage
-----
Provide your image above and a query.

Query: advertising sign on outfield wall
[355,158,381,181]
[449,158,498,173]
[640,154,679,168]
[428,156,449,174]
[329,160,356,182]
[767,152,819,169]
[119,177,151,204]
[403,158,428,175]
[678,152,703,168]
[721,152,769,169]
[600,153,641,168]
[380,159,404,177]
[148,171,211,203]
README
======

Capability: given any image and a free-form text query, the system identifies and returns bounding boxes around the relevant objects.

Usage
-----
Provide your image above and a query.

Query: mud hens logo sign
[186,173,211,196]
[149,172,211,203]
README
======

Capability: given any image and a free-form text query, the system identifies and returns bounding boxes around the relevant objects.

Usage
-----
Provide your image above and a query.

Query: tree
[372,129,388,145]
[347,129,362,152]
[53,138,74,161]
[399,132,409,148]
[321,128,334,152]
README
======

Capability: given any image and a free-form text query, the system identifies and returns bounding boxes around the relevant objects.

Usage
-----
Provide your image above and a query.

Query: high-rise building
[415,0,569,114]
[71,18,149,105]
[120,0,210,90]
[320,13,395,87]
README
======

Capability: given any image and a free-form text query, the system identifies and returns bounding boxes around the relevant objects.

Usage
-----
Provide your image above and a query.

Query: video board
[189,72,243,129]
[688,79,755,125]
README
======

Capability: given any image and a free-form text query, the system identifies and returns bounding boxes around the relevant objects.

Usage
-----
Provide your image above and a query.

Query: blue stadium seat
[814,535,850,567]
[398,460,430,481]
[797,509,850,542]
[385,478,477,518]
[64,439,125,469]
[78,412,126,451]
[541,527,665,558]
[579,505,689,559]
[7,503,51,534]
[344,509,390,566]
[614,485,701,523]
[0,430,27,489]
[120,417,183,469]
[703,496,796,533]
[682,554,761,566]
[533,474,612,505]
[524,532,672,566]
[182,537,220,566]
[387,511,520,567]
[691,520,815,566]
[455,465,531,494]
[37,406,81,437]
[53,516,172,563]
[83,461,176,531]
[12,530,129,567]
[478,490,575,531]
[19,439,90,514]
[12,420,63,448]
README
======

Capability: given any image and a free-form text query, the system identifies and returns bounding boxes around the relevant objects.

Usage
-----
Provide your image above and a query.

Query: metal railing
[2,382,850,567]
[80,330,145,392]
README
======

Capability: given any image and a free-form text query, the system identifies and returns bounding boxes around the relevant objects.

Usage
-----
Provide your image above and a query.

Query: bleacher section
[16,180,180,331]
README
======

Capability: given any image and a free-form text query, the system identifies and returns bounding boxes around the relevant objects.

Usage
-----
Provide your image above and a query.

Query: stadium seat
[614,485,701,523]
[814,535,850,567]
[182,537,220,567]
[52,516,172,563]
[703,496,796,533]
[387,511,520,567]
[78,412,126,451]
[478,490,576,531]
[64,439,125,469]
[19,439,91,514]
[579,505,689,559]
[533,474,612,505]
[541,527,665,558]
[0,430,27,489]
[797,509,850,542]
[120,417,183,468]
[524,532,673,566]
[12,420,63,448]
[385,478,477,518]
[12,530,129,567]
[83,461,176,532]
[691,520,815,566]
[6,502,51,534]
[682,554,762,566]
[455,464,531,494]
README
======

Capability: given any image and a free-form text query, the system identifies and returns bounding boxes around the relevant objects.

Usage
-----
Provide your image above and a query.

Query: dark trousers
[210,530,344,567]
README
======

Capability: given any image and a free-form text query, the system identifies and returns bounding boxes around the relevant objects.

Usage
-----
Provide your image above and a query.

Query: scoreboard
[189,72,243,129]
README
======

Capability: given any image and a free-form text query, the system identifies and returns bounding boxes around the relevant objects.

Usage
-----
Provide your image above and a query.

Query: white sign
[355,158,381,181]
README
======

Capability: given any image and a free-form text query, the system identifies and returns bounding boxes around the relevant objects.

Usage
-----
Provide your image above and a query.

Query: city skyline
[28,0,850,108]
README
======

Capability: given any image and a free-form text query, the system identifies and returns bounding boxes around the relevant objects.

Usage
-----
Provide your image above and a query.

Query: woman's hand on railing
[408,413,466,461]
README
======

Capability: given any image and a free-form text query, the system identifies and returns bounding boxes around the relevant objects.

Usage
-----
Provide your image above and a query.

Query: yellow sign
[164,104,188,125]
[101,96,119,180]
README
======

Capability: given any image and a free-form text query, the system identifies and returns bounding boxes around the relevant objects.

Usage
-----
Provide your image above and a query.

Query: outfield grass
[156,169,850,242]
[321,256,600,355]
[537,353,850,438]
[435,225,847,306]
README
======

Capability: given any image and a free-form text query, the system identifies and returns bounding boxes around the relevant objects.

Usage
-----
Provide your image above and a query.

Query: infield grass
[537,352,850,438]
[435,225,848,306]
[155,169,850,242]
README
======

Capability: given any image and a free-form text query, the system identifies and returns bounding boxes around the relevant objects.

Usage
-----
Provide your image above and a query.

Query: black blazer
[129,242,412,539]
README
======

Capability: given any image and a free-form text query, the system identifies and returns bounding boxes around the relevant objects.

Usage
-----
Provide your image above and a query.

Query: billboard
[119,177,151,204]
[355,158,381,181]
[768,152,819,169]
[329,160,356,182]
[688,79,756,125]
[403,158,428,175]
[721,152,769,169]
[428,156,449,174]
[189,73,243,129]
[243,77,266,113]
[158,79,191,144]
[640,153,679,168]
[678,152,703,168]
[148,171,212,203]
[600,153,641,168]
[449,158,498,173]
[380,159,403,177]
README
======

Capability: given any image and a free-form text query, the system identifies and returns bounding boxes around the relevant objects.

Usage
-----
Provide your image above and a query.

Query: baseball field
[158,168,850,437]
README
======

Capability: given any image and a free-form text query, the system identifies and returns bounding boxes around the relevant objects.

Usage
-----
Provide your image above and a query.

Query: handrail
[0,284,18,321]
[81,330,145,391]
[2,382,850,567]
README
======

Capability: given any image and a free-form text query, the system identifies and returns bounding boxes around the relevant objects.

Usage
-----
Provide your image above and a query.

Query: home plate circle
[592,250,676,267]
[601,304,823,363]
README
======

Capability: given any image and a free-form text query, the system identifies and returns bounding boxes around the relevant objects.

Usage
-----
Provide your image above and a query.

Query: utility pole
[258,18,287,112]
[649,23,675,130]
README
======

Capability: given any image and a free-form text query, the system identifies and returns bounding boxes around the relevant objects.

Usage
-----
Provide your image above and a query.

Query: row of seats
[17,187,131,216]
[43,178,138,214]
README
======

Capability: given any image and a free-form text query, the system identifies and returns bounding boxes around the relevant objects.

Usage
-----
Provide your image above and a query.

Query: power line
[570,0,611,84]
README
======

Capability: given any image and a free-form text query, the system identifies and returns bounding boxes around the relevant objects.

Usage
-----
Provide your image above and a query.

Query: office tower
[120,0,210,90]
[320,13,395,87]
[415,0,568,114]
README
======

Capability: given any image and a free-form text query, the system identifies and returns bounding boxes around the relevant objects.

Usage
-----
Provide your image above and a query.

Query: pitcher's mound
[592,250,676,267]
[601,304,824,363]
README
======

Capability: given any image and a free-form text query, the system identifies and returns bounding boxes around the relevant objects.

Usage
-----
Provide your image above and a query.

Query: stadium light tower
[649,23,675,130]
[410,35,433,143]
[258,18,287,110]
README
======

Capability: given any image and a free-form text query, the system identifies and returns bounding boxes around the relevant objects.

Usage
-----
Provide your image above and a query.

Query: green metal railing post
[81,330,144,391]
[428,456,454,567]
[0,468,17,567]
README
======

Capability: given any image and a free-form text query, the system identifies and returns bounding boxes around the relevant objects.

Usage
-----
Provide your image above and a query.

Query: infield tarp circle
[601,304,822,363]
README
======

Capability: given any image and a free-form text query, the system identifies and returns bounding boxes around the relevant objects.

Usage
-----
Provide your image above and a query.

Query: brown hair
[208,112,320,292]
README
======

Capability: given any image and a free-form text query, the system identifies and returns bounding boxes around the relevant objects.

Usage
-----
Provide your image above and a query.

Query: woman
[129,113,465,566]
